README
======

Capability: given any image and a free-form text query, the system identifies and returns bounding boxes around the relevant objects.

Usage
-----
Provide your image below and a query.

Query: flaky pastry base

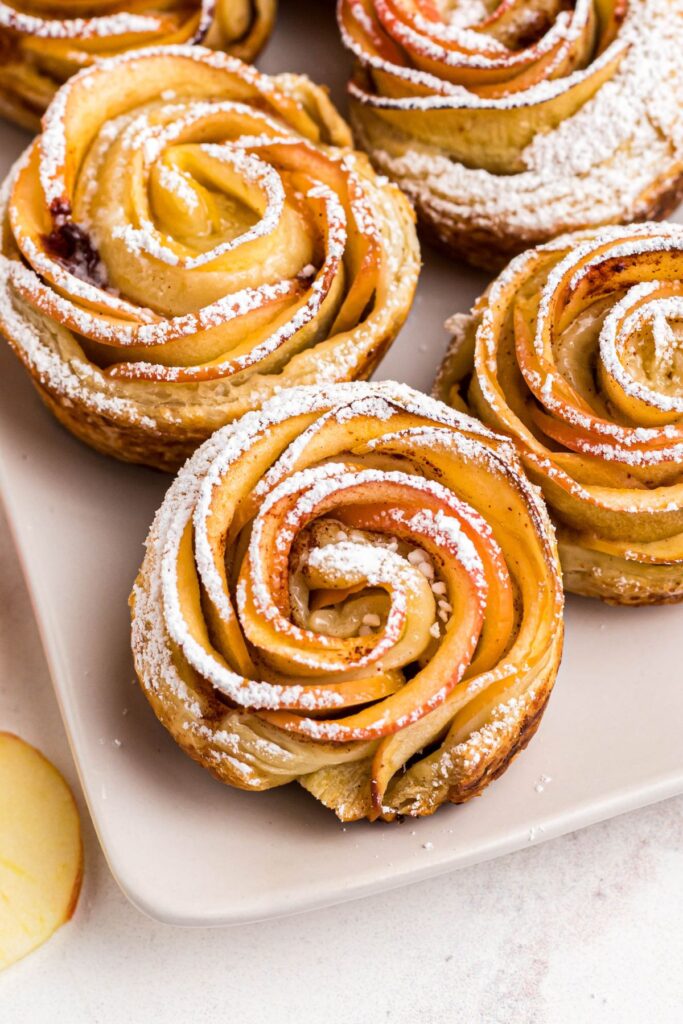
[435,223,683,606]
[130,381,563,821]
[0,48,419,472]
[0,1,278,131]
[341,0,683,270]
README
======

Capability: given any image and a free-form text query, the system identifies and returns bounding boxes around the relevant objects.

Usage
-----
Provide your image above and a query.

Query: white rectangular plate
[1,3,682,926]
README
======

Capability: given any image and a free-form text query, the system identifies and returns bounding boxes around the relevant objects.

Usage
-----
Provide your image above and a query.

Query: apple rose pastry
[130,381,564,822]
[0,47,419,472]
[339,0,683,269]
[0,1,277,130]
[435,222,683,605]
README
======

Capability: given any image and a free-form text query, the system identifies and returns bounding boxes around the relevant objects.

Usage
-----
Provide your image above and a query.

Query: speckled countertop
[1,506,681,1024]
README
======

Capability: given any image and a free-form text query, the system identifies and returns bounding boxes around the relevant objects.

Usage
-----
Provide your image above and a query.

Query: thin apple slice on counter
[0,732,82,971]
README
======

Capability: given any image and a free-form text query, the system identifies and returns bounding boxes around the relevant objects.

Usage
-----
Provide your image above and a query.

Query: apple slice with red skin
[0,733,82,972]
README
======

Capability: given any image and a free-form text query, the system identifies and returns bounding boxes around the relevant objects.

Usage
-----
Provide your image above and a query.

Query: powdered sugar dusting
[131,381,563,812]
[0,45,419,445]
[343,0,683,253]
[441,221,683,599]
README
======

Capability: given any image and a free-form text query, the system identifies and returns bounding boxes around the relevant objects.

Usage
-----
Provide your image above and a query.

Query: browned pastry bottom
[0,47,419,471]
[131,381,564,821]
[434,221,683,605]
[417,170,683,274]
[449,688,551,806]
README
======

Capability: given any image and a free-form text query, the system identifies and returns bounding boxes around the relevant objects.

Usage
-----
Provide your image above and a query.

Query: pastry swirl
[0,46,419,471]
[339,0,683,269]
[435,222,683,605]
[130,381,563,821]
[0,1,277,130]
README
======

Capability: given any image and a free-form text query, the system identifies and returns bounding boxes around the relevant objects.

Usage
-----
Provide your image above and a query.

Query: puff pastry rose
[0,1,277,130]
[436,222,683,605]
[130,381,563,821]
[0,47,419,471]
[339,0,683,269]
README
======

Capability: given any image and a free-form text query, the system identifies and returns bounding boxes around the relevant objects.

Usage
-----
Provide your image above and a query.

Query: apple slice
[0,733,82,971]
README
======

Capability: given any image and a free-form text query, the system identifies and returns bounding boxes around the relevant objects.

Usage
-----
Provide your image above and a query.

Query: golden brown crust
[557,530,683,606]
[300,640,561,820]
[33,379,202,471]
[0,1,278,130]
[435,222,683,606]
[0,47,419,472]
[416,169,683,274]
[26,312,397,471]
[448,683,553,806]
[130,381,564,822]
[340,0,683,269]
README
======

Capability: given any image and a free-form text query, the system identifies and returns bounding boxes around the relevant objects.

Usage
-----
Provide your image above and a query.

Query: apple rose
[0,1,277,129]
[339,0,683,269]
[0,46,419,471]
[435,222,683,605]
[130,381,563,822]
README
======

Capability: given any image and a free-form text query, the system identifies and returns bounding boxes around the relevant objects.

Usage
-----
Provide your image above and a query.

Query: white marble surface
[1,509,681,1023]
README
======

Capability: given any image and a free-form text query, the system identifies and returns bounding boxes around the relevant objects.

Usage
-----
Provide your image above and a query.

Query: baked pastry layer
[339,0,683,269]
[0,46,419,471]
[131,381,563,821]
[435,222,683,605]
[0,1,277,130]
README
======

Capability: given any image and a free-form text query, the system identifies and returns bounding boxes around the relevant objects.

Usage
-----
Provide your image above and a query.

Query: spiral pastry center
[181,419,507,743]
[340,0,628,174]
[437,221,683,604]
[3,48,399,384]
[342,0,623,90]
[131,383,563,818]
[510,228,683,464]
[0,47,419,471]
